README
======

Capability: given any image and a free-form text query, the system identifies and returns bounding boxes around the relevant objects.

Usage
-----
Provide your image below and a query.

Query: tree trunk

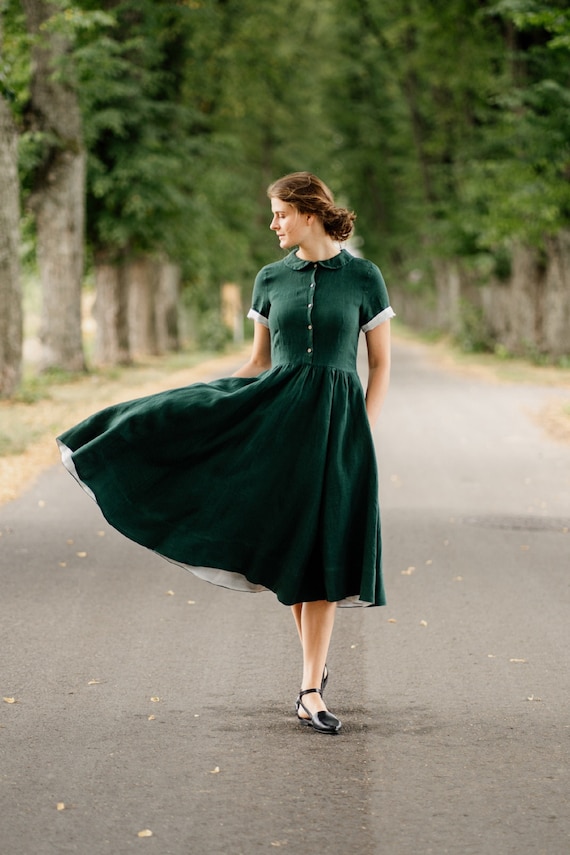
[0,93,23,397]
[93,252,131,366]
[155,260,181,353]
[127,257,160,357]
[221,282,243,344]
[504,243,545,356]
[21,0,86,373]
[543,231,570,359]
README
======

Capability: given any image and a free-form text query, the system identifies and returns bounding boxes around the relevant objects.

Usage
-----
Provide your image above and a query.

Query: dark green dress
[57,249,394,607]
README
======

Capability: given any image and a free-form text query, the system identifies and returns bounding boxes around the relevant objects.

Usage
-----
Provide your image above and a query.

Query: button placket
[306,266,317,356]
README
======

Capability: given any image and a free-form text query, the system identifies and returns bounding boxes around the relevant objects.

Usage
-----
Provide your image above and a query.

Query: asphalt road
[1,340,569,855]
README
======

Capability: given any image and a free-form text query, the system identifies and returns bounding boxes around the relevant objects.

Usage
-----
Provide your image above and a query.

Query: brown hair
[267,172,356,242]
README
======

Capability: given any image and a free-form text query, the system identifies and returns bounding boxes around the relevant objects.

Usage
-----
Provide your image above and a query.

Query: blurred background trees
[1,0,568,395]
[0,11,23,397]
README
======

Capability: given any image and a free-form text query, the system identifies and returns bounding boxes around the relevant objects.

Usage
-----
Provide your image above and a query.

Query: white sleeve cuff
[361,306,395,333]
[247,308,270,328]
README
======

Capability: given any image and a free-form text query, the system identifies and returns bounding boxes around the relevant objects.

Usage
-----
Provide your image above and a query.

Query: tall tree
[21,0,86,372]
[73,0,198,360]
[0,15,23,397]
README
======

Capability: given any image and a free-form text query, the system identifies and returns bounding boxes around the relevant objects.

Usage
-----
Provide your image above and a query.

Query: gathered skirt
[57,362,385,607]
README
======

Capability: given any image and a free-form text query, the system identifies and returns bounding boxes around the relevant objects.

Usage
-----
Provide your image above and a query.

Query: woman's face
[270,197,310,249]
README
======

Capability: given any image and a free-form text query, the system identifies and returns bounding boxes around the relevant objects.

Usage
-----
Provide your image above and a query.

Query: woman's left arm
[365,320,392,428]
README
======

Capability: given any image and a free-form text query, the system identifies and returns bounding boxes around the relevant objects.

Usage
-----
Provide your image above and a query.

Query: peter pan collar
[283,248,353,270]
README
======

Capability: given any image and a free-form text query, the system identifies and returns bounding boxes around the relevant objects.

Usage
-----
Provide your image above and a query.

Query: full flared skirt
[57,363,385,607]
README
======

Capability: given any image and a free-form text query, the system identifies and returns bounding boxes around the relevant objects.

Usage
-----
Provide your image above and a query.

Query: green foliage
[456,300,495,353]
[456,2,570,252]
[2,1,36,203]
[3,0,569,327]
[175,0,338,287]
[0,0,32,115]
[322,0,569,285]
[71,1,203,259]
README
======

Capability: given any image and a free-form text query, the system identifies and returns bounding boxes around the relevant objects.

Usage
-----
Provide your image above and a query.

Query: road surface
[1,339,569,854]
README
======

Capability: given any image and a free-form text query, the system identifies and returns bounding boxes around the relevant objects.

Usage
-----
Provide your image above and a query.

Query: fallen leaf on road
[66,539,74,545]
[425,559,433,565]
[56,803,65,811]
[87,680,101,686]
[453,576,463,582]
[526,695,542,702]
[387,618,397,623]
[487,654,496,659]
[148,715,156,721]
[137,829,153,838]
[165,590,175,596]
[76,552,87,558]
[3,697,16,704]
[187,600,196,605]
[419,620,428,627]
[509,659,528,664]
[210,766,220,774]
[59,562,67,567]
[150,697,160,702]
[401,566,415,575]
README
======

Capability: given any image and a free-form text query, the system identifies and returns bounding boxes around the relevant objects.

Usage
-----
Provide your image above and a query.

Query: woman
[57,172,394,735]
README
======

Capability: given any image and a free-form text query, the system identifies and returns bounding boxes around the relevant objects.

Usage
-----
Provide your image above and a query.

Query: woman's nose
[270,216,278,230]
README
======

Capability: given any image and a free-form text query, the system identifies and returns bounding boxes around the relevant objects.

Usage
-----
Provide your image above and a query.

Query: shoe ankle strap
[299,687,322,699]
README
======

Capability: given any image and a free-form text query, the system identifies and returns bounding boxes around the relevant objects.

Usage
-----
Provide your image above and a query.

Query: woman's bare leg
[291,600,337,717]
[291,603,303,644]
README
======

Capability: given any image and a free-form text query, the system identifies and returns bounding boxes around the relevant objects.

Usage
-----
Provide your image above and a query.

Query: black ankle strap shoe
[295,687,341,734]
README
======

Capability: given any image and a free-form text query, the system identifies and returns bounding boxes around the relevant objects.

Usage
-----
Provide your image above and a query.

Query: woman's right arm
[232,322,272,377]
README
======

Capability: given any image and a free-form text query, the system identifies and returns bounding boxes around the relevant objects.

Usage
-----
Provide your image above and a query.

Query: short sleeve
[359,262,395,333]
[246,268,270,328]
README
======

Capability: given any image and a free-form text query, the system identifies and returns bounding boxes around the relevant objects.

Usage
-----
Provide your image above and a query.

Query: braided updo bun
[267,172,356,243]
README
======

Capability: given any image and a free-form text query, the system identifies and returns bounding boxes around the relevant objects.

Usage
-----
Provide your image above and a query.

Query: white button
[310,283,315,288]
[307,348,312,353]
[308,303,313,308]
[308,324,312,330]
[313,263,318,268]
